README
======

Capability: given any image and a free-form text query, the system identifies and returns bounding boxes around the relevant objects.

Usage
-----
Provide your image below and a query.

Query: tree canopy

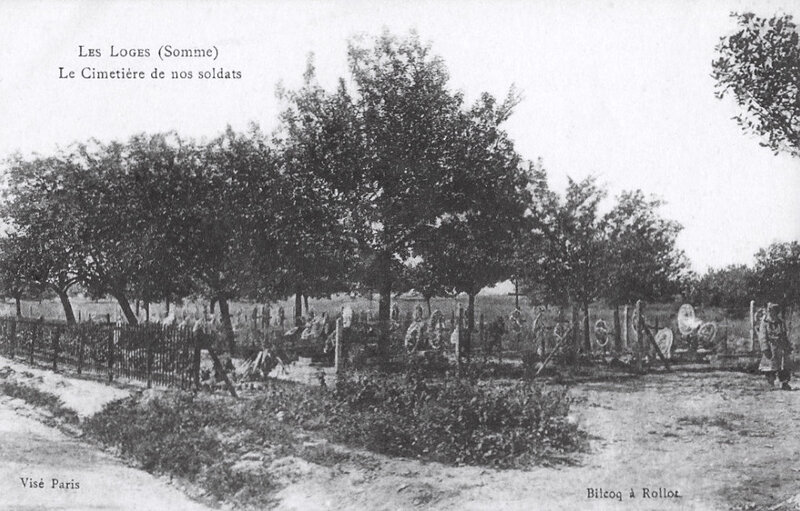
[713,12,800,158]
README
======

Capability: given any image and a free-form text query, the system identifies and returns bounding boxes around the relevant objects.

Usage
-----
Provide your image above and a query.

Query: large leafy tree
[712,12,800,158]
[276,61,361,320]
[279,32,468,343]
[603,191,687,346]
[68,135,203,324]
[190,126,285,351]
[416,92,531,356]
[2,153,86,323]
[520,169,607,353]
[118,133,199,312]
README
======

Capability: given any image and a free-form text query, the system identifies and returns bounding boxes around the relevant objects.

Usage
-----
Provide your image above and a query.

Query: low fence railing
[0,317,199,388]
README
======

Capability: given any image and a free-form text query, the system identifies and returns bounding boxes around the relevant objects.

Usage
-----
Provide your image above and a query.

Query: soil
[0,396,211,511]
[3,353,800,510]
[272,370,800,511]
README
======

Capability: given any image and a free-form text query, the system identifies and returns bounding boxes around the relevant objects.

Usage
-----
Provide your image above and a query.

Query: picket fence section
[0,317,200,388]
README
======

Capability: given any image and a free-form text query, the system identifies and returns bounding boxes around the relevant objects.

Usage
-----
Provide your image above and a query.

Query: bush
[83,393,224,479]
[330,372,584,467]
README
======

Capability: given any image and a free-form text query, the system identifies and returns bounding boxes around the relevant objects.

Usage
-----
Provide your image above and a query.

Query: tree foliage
[603,190,687,305]
[751,241,800,308]
[713,12,800,157]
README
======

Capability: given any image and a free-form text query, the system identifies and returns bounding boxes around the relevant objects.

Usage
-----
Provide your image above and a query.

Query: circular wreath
[594,319,610,347]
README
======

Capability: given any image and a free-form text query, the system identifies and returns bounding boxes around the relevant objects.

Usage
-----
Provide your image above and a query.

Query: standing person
[759,303,792,390]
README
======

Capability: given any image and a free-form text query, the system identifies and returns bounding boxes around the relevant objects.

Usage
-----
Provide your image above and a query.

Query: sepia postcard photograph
[0,0,798,509]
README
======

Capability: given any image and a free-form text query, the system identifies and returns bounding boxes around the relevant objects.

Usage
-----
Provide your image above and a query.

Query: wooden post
[634,300,643,373]
[458,305,467,361]
[749,300,756,352]
[107,326,114,382]
[30,321,37,365]
[146,335,154,389]
[623,305,629,349]
[335,317,343,374]
[192,331,202,389]
[77,329,84,375]
[9,317,16,359]
[454,326,461,369]
[52,327,60,371]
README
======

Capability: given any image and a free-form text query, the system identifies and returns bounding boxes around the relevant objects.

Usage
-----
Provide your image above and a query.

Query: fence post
[77,327,84,375]
[749,300,756,353]
[635,300,643,373]
[192,331,202,389]
[335,317,343,374]
[107,326,114,382]
[146,332,154,389]
[30,320,38,365]
[52,327,60,371]
[9,317,16,359]
[623,305,629,350]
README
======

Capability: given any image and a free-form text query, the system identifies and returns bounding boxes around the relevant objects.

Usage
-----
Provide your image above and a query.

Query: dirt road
[273,371,800,511]
[0,397,210,511]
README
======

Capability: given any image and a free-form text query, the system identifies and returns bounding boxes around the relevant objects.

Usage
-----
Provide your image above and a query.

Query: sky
[0,0,797,274]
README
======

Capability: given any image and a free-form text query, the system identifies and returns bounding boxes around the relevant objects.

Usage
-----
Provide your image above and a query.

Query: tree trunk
[135,300,140,316]
[583,301,591,354]
[304,294,310,315]
[294,286,302,326]
[571,303,580,352]
[56,289,76,324]
[613,305,621,351]
[425,296,432,316]
[15,296,21,317]
[218,297,236,353]
[113,292,138,324]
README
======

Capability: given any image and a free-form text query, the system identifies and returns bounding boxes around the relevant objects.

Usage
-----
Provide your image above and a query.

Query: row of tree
[2,22,790,354]
[688,242,800,316]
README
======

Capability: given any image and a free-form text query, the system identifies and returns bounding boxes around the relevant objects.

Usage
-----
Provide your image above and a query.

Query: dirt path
[273,371,800,511]
[4,356,800,510]
[0,397,211,511]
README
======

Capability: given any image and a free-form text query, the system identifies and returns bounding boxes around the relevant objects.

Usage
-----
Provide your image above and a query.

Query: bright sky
[0,0,797,273]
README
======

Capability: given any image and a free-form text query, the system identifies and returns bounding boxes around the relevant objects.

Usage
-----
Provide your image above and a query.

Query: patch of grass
[0,381,79,424]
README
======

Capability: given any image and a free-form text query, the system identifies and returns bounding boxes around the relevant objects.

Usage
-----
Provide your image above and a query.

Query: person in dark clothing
[759,303,792,390]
